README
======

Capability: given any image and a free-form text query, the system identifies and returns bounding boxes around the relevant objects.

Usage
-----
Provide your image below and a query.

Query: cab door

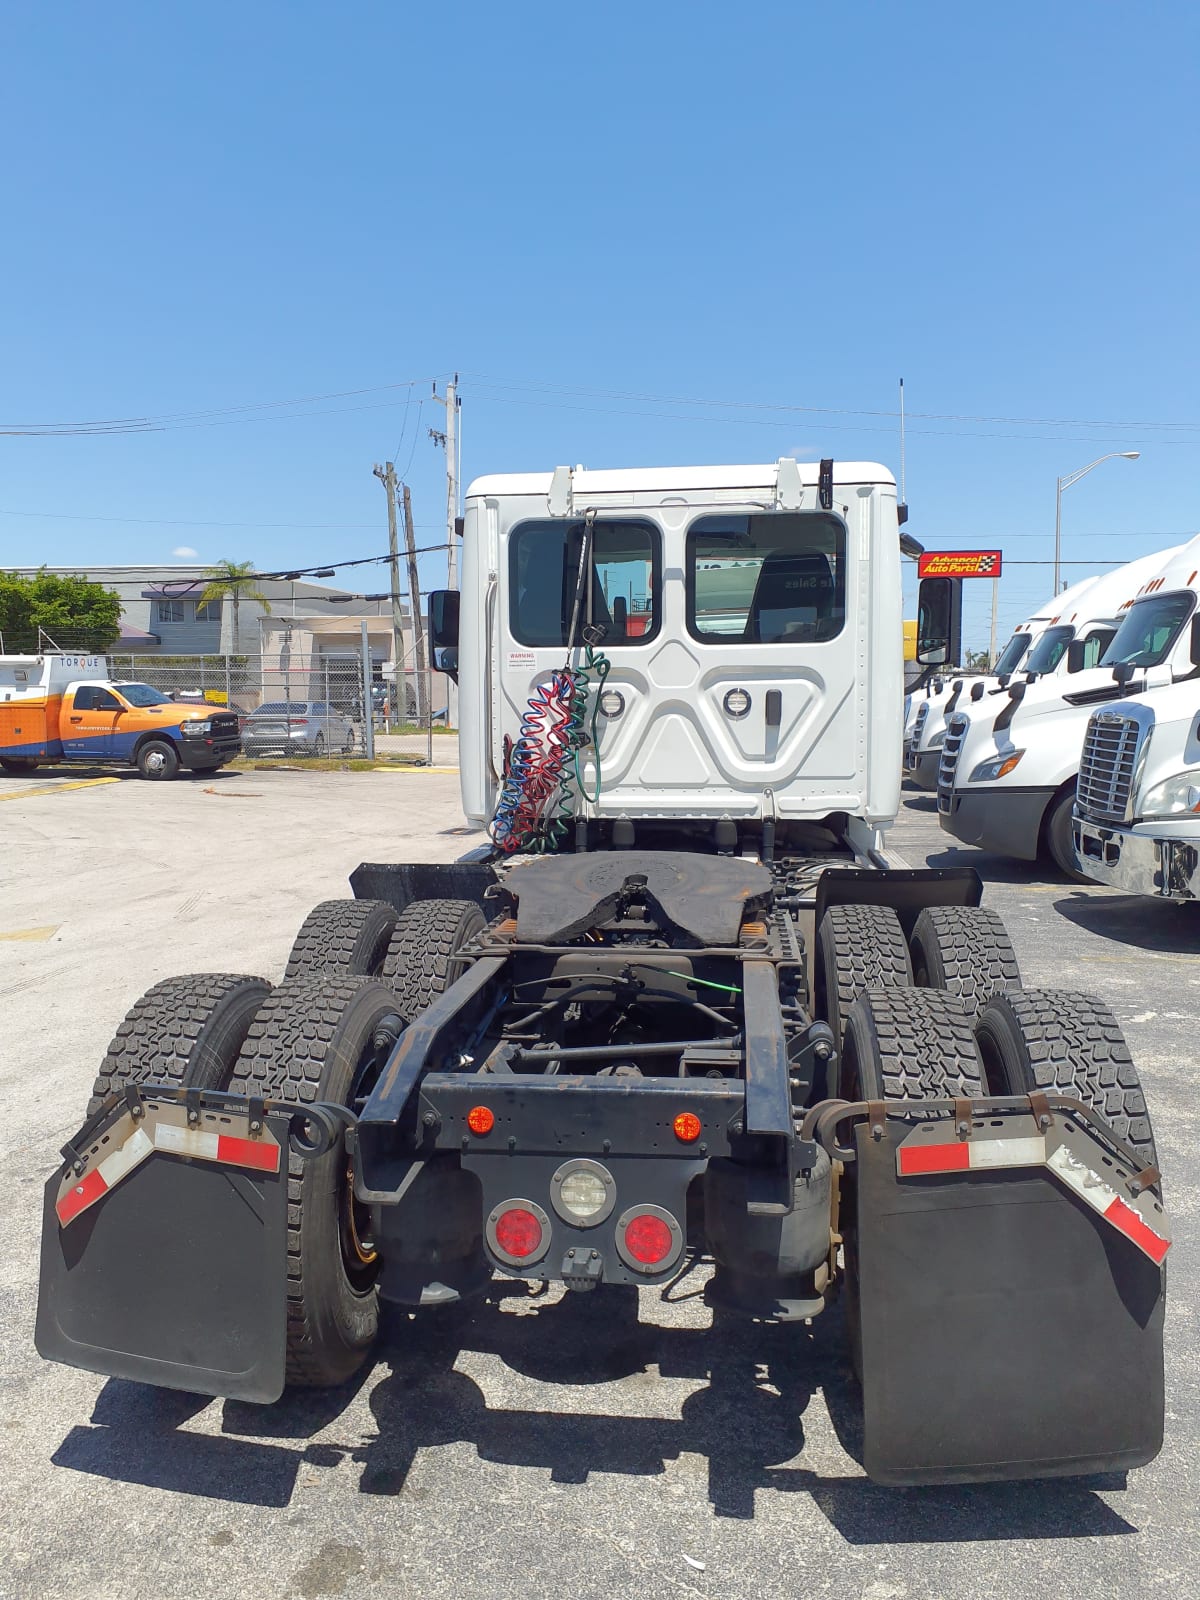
[63,685,123,760]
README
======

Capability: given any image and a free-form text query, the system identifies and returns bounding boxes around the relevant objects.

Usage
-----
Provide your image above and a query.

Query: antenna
[898,377,907,506]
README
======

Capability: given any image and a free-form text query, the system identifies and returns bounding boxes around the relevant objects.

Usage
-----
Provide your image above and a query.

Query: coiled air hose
[490,513,612,853]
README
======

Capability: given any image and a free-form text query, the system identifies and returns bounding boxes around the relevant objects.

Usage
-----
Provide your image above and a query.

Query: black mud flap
[855,1116,1166,1485]
[36,1099,291,1403]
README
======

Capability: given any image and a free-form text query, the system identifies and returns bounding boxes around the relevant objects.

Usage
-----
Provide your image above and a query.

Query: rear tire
[381,898,486,1021]
[975,988,1158,1169]
[88,973,271,1117]
[283,899,398,983]
[909,905,1021,1015]
[1043,788,1089,882]
[137,739,180,781]
[840,987,986,1105]
[814,905,912,1053]
[229,978,400,1386]
[0,756,38,774]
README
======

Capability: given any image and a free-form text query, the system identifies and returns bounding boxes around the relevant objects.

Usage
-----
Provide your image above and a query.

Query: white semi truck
[37,459,1170,1487]
[936,541,1194,875]
[904,572,1103,790]
[1073,678,1200,900]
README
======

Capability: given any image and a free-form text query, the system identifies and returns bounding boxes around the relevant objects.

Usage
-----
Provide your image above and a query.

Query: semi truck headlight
[969,750,1025,783]
[1140,773,1200,817]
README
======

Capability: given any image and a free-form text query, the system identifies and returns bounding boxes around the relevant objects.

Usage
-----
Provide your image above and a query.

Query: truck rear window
[686,512,847,644]
[508,520,660,648]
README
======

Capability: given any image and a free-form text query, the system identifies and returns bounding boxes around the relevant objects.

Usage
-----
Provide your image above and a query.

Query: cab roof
[466,461,896,499]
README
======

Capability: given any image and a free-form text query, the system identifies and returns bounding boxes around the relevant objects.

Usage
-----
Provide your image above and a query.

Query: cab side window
[74,687,121,711]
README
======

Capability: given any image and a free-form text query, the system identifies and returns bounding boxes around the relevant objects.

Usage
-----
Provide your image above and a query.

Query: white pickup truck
[1073,678,1200,900]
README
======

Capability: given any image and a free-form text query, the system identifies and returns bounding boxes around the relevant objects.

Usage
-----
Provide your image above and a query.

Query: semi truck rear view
[36,459,1170,1487]
[0,653,241,779]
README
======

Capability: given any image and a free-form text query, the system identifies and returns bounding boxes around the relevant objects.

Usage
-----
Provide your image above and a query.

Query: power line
[0,506,439,530]
[461,372,1200,433]
[462,384,1198,448]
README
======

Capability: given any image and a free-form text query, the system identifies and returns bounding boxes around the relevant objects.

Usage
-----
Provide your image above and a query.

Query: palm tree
[197,559,271,654]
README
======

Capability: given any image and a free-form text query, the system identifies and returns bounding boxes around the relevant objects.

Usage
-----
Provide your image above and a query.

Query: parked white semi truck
[1073,678,1200,900]
[904,572,1102,790]
[37,460,1170,1488]
[936,541,1195,875]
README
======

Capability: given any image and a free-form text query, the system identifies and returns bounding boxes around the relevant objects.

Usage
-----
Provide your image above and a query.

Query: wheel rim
[336,1011,401,1289]
[145,749,166,774]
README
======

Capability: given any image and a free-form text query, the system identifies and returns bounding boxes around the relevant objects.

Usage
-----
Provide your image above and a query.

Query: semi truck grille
[905,701,929,768]
[937,714,968,814]
[1076,711,1145,822]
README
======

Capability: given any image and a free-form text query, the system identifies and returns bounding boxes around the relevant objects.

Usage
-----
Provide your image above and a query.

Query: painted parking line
[0,925,60,942]
[0,777,120,802]
[377,768,464,780]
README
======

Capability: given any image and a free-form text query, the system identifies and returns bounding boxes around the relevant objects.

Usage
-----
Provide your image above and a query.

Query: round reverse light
[551,1158,615,1226]
[487,1199,551,1265]
[723,688,752,719]
[599,689,626,719]
[615,1203,684,1273]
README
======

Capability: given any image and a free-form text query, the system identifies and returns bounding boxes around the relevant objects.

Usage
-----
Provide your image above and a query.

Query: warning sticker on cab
[506,652,537,670]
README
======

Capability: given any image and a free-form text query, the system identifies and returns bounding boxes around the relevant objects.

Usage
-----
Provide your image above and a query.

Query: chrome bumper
[1073,815,1200,901]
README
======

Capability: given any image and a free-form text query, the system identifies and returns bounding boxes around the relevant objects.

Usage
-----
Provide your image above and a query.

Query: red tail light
[493,1206,542,1259]
[623,1213,674,1265]
[615,1205,682,1273]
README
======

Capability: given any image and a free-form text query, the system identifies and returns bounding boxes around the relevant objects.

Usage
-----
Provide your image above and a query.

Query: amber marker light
[467,1105,495,1136]
[673,1111,702,1143]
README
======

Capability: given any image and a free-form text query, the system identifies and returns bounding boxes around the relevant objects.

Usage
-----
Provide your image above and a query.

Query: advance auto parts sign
[918,550,1003,579]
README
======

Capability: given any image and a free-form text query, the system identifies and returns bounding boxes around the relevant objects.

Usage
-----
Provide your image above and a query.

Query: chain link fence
[97,652,447,760]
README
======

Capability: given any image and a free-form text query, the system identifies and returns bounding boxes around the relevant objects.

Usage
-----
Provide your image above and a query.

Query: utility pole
[431,374,461,724]
[989,576,999,667]
[401,482,428,724]
[430,375,460,590]
[372,461,407,727]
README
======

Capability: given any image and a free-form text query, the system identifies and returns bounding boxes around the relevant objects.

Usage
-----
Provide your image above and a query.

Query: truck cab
[935,540,1198,875]
[1073,679,1200,900]
[446,459,905,859]
[0,654,241,779]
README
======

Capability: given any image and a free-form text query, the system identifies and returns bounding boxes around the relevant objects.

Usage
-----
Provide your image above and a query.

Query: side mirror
[1066,640,1087,674]
[1191,615,1200,669]
[428,590,460,681]
[916,577,956,665]
[1112,661,1135,687]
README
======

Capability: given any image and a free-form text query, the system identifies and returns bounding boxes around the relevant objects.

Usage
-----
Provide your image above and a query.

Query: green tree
[197,559,272,653]
[964,647,993,672]
[0,569,121,651]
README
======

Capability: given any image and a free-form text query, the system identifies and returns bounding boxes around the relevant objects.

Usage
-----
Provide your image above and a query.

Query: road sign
[917,550,1003,579]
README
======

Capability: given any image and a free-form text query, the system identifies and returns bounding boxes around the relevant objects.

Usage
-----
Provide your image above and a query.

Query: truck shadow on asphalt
[51,1282,1135,1541]
[1052,891,1200,955]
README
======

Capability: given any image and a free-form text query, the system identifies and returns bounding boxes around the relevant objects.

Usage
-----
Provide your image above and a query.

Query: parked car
[240,701,356,757]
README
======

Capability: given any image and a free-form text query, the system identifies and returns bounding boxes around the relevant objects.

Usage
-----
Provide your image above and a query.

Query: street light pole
[1054,451,1140,593]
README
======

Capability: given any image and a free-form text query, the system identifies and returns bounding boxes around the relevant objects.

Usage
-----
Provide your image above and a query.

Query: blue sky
[2,0,1197,648]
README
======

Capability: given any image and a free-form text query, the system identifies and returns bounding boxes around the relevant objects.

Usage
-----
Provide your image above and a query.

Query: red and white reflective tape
[895,1130,1170,1265]
[57,1119,281,1227]
[897,1134,1047,1176]
[1045,1144,1170,1265]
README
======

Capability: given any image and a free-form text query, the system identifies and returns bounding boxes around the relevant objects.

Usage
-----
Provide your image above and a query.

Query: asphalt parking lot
[1,769,1197,1600]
